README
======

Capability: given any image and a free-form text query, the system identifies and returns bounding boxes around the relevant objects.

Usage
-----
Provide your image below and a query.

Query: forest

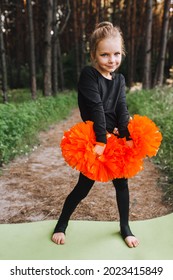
[0,0,173,103]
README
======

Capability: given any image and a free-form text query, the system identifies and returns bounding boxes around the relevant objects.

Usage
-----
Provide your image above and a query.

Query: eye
[114,52,121,56]
[100,53,108,57]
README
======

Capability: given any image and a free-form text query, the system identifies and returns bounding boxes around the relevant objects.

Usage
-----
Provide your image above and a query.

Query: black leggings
[53,173,134,239]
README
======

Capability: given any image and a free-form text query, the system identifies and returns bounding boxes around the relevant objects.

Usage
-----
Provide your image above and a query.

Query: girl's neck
[93,65,113,80]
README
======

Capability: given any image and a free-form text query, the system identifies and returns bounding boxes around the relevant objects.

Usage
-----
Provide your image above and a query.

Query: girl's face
[93,37,122,79]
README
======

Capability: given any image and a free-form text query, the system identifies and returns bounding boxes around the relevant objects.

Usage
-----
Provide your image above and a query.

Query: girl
[52,21,139,248]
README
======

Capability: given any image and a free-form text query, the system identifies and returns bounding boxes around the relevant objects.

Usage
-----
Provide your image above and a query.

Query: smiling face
[92,36,122,79]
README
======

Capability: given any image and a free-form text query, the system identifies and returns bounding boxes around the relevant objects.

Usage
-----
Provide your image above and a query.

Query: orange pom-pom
[128,115,163,158]
[60,115,162,182]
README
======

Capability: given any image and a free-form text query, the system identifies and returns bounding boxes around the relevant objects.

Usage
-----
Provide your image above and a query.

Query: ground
[0,108,172,224]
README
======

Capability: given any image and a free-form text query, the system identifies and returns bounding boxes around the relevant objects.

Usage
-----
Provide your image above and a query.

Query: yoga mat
[0,214,173,260]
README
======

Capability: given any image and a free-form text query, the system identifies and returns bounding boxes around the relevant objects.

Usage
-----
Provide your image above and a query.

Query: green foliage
[1,88,42,104]
[127,87,173,205]
[0,90,77,165]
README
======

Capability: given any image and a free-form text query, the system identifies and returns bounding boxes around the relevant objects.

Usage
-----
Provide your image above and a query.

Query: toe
[124,236,139,248]
[60,238,65,245]
[52,233,65,245]
[134,239,139,247]
[51,235,58,244]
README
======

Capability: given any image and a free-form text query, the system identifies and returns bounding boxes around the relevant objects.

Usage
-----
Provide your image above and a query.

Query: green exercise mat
[0,214,173,260]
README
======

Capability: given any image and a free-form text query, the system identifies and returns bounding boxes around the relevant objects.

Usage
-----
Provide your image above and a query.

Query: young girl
[52,21,139,248]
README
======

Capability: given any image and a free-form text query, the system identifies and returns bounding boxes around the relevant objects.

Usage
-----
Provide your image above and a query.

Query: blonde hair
[90,21,126,59]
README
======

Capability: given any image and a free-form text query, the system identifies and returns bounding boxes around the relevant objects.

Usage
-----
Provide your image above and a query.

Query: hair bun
[95,21,113,30]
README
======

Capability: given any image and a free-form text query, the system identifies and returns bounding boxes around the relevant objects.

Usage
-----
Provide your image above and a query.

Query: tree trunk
[153,0,171,86]
[16,0,23,88]
[43,0,53,96]
[0,7,8,103]
[54,0,71,91]
[80,0,86,70]
[126,0,132,87]
[73,0,80,80]
[52,0,58,95]
[130,0,136,86]
[126,0,141,87]
[27,0,37,100]
[95,0,101,23]
[57,36,64,91]
[142,0,153,89]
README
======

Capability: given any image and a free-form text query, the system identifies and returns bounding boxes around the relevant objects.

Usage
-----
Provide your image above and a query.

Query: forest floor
[0,108,172,224]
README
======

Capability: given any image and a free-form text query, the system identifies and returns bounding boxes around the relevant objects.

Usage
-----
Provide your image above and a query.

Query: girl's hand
[126,140,134,148]
[93,143,106,156]
[113,127,119,135]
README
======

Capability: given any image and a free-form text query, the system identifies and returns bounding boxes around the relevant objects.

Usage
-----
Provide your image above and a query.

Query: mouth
[107,65,115,68]
[107,65,116,70]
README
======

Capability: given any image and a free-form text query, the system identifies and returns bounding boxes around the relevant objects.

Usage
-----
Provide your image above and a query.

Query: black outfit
[53,66,134,239]
[78,66,130,143]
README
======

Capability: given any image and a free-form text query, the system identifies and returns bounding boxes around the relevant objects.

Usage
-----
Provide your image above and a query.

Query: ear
[90,52,95,62]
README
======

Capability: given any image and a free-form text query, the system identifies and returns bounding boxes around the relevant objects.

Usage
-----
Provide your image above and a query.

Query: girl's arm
[116,75,131,140]
[78,67,107,145]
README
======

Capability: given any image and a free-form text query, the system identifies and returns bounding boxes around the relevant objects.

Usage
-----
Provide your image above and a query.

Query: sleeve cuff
[95,142,106,146]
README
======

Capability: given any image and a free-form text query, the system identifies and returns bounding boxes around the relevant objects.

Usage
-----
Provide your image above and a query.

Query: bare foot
[51,232,65,245]
[124,236,139,248]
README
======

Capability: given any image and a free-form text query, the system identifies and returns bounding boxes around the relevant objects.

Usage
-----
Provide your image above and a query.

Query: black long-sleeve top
[78,66,130,144]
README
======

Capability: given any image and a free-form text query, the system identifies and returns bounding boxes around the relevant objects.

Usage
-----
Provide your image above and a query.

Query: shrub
[0,90,77,165]
[127,87,173,205]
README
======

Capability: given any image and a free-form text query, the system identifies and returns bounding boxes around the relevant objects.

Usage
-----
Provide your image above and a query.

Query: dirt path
[0,108,172,224]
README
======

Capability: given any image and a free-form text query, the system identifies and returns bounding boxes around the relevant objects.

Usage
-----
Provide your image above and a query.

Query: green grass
[2,88,42,104]
[127,86,173,206]
[0,90,77,165]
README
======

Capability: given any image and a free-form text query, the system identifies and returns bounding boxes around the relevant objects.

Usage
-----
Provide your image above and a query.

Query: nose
[109,55,115,63]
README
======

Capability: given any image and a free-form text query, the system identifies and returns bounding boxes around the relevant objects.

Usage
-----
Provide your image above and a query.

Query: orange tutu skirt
[60,114,162,182]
